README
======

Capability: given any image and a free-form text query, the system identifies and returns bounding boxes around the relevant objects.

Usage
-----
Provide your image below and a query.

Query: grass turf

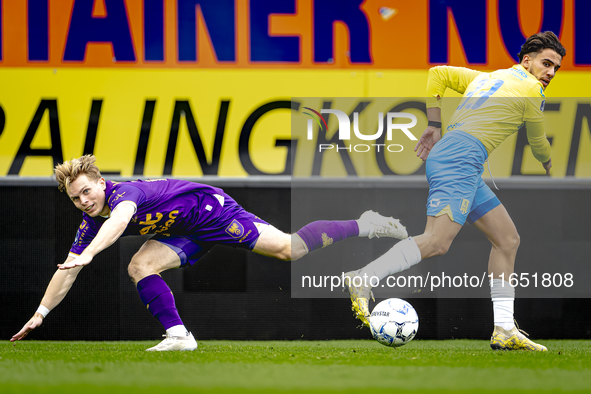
[1,339,591,393]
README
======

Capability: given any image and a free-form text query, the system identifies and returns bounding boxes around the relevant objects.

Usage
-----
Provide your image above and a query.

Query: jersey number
[457,79,505,110]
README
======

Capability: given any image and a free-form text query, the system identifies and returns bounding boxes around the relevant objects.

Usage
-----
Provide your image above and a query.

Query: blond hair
[54,154,102,192]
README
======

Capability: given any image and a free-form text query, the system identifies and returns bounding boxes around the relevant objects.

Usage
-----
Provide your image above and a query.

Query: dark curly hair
[518,31,566,62]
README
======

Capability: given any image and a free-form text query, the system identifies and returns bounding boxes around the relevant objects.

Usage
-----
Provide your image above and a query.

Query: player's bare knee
[271,233,293,261]
[496,231,520,254]
[275,246,292,261]
[425,239,451,257]
[419,235,451,258]
[434,242,451,257]
[128,254,149,282]
[511,232,521,250]
[253,227,294,261]
[127,261,141,282]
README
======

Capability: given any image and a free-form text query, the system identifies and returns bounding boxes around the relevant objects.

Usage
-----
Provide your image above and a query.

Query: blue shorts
[426,130,501,226]
[152,191,269,267]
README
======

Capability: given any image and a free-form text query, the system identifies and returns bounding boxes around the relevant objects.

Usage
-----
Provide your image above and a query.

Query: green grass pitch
[2,339,591,393]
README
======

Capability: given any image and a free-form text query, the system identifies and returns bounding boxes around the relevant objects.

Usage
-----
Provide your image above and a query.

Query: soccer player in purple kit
[11,154,408,351]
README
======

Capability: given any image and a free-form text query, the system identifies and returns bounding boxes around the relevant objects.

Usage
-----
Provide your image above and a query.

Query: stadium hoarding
[0,69,365,177]
[1,75,591,177]
[1,0,590,178]
[1,0,590,71]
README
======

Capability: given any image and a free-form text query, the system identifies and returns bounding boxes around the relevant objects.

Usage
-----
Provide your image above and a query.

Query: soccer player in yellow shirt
[344,31,565,351]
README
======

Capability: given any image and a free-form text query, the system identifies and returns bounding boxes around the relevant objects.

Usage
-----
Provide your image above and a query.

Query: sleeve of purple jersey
[69,217,100,257]
[106,183,146,212]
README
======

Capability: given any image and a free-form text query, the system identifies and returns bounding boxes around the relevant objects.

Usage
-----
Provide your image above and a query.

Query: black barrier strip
[1,176,590,189]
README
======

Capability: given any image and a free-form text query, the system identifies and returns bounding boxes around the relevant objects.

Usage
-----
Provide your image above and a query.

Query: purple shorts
[152,191,268,267]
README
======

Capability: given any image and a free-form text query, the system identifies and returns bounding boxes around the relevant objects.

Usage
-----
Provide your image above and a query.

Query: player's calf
[293,211,407,258]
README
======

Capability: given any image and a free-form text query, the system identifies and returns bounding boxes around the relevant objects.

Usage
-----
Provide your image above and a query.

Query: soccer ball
[369,298,419,347]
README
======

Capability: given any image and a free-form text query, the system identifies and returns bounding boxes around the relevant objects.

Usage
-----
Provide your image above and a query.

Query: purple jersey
[70,179,264,258]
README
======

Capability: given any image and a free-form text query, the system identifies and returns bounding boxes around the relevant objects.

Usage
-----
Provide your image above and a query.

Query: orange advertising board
[0,0,589,70]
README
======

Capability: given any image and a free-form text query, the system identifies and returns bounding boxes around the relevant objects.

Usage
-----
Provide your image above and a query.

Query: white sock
[356,219,369,237]
[360,237,422,280]
[490,279,515,330]
[166,325,189,337]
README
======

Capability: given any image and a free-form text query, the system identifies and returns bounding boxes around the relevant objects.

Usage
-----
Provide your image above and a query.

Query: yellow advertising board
[1,68,590,178]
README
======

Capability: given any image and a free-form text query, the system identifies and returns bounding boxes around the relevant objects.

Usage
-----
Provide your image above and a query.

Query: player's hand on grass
[543,158,552,175]
[58,254,92,270]
[414,126,442,161]
[11,314,43,342]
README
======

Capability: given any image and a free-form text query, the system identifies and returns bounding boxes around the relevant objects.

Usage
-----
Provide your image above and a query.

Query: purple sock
[137,274,183,331]
[295,220,359,252]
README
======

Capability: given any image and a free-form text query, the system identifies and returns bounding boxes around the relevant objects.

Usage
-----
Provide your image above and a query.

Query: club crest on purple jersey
[225,219,244,238]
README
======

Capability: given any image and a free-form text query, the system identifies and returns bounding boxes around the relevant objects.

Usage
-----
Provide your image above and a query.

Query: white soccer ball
[369,298,419,347]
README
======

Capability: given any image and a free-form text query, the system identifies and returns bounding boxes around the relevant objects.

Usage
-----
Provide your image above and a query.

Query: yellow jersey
[426,64,547,157]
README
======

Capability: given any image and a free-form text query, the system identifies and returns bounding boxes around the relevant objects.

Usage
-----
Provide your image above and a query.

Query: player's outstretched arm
[11,257,83,341]
[525,121,552,175]
[58,203,135,270]
[415,107,442,161]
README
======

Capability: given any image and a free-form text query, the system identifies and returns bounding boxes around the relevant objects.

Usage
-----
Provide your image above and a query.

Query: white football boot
[146,332,198,351]
[358,210,408,240]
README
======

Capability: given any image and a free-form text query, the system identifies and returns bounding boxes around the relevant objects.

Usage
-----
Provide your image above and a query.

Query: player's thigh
[129,239,181,277]
[252,225,291,261]
[426,131,488,226]
[471,204,520,250]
